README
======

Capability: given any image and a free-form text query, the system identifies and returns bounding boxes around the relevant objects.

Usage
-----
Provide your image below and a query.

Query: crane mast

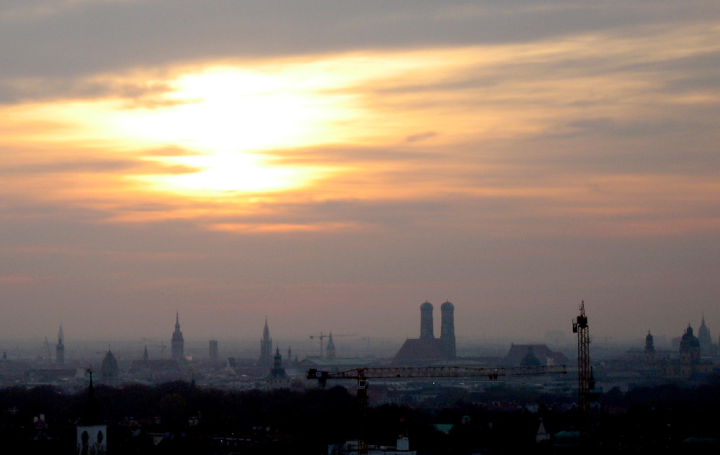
[572,301,591,437]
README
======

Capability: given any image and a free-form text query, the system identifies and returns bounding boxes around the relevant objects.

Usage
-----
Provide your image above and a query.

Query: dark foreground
[2,378,720,454]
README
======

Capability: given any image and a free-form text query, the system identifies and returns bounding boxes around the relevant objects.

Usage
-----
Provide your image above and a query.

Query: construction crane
[308,364,567,454]
[309,332,356,358]
[572,301,591,439]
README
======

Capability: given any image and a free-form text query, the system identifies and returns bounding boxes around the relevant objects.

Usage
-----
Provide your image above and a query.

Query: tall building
[209,340,219,363]
[326,333,336,359]
[259,318,273,367]
[420,301,434,339]
[644,331,656,364]
[393,301,459,365]
[143,345,149,363]
[56,325,65,365]
[440,301,456,360]
[698,315,713,355]
[171,312,185,361]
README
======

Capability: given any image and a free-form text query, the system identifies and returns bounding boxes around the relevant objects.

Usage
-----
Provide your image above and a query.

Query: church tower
[420,301,435,340]
[259,318,273,366]
[440,301,456,360]
[698,315,713,355]
[56,325,65,365]
[171,312,185,362]
[679,324,701,364]
[644,331,656,364]
[326,333,336,359]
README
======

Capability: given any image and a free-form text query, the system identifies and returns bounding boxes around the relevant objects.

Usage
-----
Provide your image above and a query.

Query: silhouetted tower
[698,315,713,355]
[270,346,286,379]
[420,301,434,340]
[143,345,149,363]
[259,318,273,366]
[326,333,336,359]
[644,331,656,364]
[56,325,65,365]
[572,301,591,439]
[77,369,107,454]
[171,311,185,361]
[287,346,292,366]
[679,324,701,364]
[209,340,219,363]
[440,301,456,360]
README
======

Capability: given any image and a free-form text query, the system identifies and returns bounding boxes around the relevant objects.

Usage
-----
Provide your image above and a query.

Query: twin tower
[420,301,456,360]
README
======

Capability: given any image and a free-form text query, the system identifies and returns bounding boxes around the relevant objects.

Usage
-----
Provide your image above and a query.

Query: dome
[101,351,118,377]
[420,301,433,311]
[441,301,454,311]
[681,326,700,347]
[646,331,653,342]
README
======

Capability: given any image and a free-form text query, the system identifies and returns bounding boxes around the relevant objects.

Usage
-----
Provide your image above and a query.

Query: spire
[175,311,180,330]
[58,325,64,344]
[80,369,102,425]
[143,345,149,362]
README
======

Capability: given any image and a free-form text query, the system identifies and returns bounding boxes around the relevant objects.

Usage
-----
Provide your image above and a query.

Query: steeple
[143,345,149,363]
[259,317,273,367]
[56,325,65,365]
[698,314,713,355]
[269,346,286,379]
[171,311,185,361]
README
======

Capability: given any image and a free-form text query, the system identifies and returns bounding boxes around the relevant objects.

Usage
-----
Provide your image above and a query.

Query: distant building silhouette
[653,324,713,379]
[393,301,458,365]
[698,315,713,355]
[326,333,336,359]
[209,339,219,363]
[520,346,543,366]
[440,301,456,360]
[644,331,656,364]
[267,346,290,389]
[504,344,568,366]
[100,350,119,386]
[56,325,65,365]
[143,345,149,363]
[679,324,701,364]
[420,301,434,340]
[259,318,273,367]
[171,311,184,362]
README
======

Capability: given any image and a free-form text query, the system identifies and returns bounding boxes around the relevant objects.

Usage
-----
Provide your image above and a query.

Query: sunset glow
[2,0,720,341]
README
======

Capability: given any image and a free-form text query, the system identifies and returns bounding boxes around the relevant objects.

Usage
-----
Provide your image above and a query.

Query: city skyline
[2,1,719,341]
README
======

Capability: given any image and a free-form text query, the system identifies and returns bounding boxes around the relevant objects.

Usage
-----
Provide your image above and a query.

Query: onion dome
[420,301,433,311]
[441,301,454,311]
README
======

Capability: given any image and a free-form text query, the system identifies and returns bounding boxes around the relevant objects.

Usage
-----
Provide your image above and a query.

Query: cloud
[406,131,438,143]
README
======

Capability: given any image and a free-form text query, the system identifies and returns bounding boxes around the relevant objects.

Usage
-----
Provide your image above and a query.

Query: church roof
[392,338,447,365]
[505,344,569,365]
[420,301,433,311]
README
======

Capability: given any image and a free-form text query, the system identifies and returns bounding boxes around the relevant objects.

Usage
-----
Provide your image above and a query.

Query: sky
[1,0,720,345]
